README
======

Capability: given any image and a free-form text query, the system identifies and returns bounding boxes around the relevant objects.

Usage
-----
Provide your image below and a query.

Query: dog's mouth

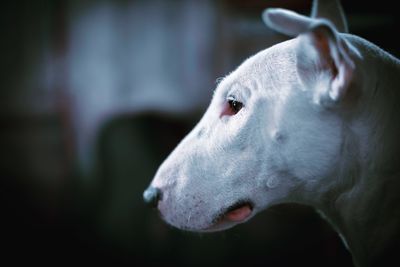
[223,201,253,222]
[205,200,254,231]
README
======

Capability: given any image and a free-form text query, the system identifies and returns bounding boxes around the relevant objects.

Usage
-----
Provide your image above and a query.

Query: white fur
[147,1,400,266]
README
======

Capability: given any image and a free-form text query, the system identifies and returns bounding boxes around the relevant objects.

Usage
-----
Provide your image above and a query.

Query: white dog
[144,1,400,266]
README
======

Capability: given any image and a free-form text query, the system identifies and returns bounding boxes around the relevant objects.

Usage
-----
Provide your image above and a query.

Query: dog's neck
[318,41,400,267]
[321,160,400,267]
[286,37,400,266]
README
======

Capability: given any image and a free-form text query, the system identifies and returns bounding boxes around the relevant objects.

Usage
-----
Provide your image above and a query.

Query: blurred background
[1,0,399,266]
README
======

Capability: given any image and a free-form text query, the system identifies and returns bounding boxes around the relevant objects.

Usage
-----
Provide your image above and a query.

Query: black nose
[143,186,162,208]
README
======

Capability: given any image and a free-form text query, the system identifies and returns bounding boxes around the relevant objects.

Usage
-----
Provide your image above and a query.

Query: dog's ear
[263,8,361,104]
[311,0,348,33]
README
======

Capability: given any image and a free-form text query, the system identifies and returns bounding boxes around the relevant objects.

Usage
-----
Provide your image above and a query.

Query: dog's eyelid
[225,83,250,102]
[227,95,237,101]
[227,95,245,107]
[226,92,245,103]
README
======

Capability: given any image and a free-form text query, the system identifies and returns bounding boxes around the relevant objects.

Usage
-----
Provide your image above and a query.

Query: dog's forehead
[216,39,298,98]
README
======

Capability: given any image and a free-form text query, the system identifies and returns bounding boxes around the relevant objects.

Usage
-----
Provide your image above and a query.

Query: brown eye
[220,96,243,118]
[228,97,243,114]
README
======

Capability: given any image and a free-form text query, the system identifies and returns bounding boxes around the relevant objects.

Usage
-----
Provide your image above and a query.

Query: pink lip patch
[225,204,252,222]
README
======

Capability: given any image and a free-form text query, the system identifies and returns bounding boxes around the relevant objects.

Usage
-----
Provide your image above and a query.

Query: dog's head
[144,1,362,232]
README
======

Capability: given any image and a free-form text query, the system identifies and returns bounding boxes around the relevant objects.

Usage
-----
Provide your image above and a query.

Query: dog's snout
[143,186,162,208]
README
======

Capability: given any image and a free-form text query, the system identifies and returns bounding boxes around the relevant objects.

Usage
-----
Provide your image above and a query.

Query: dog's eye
[228,97,243,114]
[220,96,243,118]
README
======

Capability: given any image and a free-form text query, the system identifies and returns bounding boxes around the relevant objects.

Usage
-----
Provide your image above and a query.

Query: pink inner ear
[220,102,235,118]
[312,29,338,78]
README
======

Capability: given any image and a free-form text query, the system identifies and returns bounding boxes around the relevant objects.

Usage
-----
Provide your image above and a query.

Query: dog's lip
[225,203,253,222]
[211,200,254,226]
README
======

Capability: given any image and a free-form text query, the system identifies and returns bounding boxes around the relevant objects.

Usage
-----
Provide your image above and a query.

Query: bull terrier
[144,1,400,266]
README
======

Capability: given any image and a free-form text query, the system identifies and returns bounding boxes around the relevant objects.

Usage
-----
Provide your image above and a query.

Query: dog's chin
[200,200,254,233]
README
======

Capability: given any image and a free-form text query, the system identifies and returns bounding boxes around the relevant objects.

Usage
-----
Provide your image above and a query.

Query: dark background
[1,0,399,266]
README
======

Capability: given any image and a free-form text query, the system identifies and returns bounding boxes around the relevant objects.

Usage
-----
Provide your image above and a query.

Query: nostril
[143,186,162,208]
